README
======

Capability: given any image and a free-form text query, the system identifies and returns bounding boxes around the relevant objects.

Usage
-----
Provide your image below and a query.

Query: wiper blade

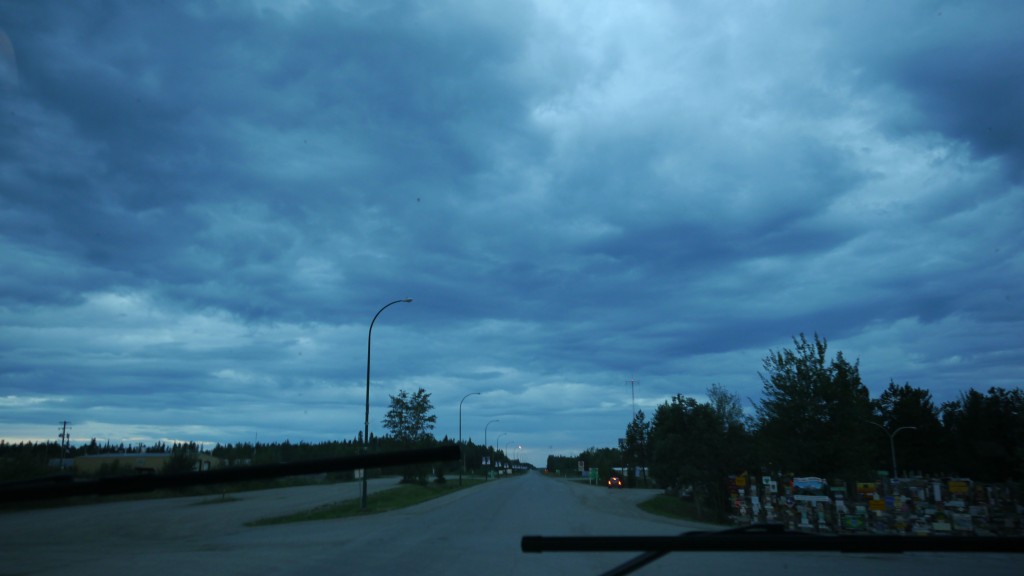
[522,524,1024,576]
[523,526,1024,553]
[1,444,460,503]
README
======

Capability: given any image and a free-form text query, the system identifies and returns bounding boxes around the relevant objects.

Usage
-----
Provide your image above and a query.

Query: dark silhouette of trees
[578,446,623,482]
[871,380,943,475]
[382,387,437,483]
[941,387,1024,481]
[546,454,579,476]
[618,409,651,487]
[647,389,750,520]
[163,443,199,474]
[595,334,1024,522]
[382,388,437,446]
[754,333,874,480]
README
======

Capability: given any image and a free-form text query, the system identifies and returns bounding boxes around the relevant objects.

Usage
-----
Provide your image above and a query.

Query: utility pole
[58,421,71,470]
[625,377,638,416]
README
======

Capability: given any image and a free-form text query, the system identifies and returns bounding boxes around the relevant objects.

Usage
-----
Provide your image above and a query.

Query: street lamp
[362,297,413,510]
[496,432,507,472]
[866,421,917,479]
[459,392,480,486]
[484,420,500,452]
[484,419,499,481]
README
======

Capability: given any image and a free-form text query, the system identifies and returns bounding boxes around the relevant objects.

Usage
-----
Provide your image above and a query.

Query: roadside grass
[246,478,486,526]
[192,494,243,505]
[638,494,728,526]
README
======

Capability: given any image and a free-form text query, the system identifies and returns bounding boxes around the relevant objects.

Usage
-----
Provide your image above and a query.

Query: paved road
[1,472,1018,575]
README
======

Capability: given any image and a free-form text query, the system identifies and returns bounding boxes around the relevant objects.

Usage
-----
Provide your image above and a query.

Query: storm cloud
[1,1,1021,464]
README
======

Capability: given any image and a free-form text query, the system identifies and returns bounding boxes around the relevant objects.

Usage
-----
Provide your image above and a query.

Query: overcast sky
[1,1,1021,467]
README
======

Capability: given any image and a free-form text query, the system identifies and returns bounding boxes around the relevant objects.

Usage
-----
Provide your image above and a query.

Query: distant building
[47,458,75,470]
[74,453,221,475]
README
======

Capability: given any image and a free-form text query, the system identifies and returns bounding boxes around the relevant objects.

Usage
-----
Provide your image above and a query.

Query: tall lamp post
[362,298,413,510]
[459,392,480,486]
[866,421,917,480]
[484,419,499,481]
[496,432,507,475]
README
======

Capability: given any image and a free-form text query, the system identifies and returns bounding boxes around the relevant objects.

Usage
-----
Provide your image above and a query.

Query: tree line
[554,334,1023,521]
[1,387,526,483]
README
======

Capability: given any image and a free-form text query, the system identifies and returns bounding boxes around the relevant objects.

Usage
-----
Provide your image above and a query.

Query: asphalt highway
[1,471,1018,575]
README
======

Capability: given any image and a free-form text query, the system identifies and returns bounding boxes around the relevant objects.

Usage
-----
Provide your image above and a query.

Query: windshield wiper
[0,444,460,503]
[523,524,1024,576]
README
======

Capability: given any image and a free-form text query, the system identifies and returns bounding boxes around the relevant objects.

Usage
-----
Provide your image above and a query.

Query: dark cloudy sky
[1,1,1021,466]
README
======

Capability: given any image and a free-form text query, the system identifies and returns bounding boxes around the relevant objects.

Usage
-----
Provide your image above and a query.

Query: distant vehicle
[607,475,624,488]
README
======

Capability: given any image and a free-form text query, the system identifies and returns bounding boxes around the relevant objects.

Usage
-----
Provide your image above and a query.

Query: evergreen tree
[618,410,650,486]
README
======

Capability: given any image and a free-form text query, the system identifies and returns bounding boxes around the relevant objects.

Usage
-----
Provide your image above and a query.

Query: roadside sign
[949,480,969,493]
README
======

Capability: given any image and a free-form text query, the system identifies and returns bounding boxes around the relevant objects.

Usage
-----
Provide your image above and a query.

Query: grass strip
[638,494,727,526]
[247,478,485,526]
[192,494,243,505]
